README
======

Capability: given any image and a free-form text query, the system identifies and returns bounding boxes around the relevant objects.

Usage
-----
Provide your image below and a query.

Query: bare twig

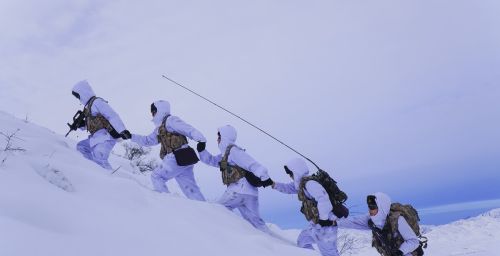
[338,232,364,255]
[1,129,26,153]
[111,166,121,174]
[120,142,158,173]
[0,129,26,166]
[134,158,158,172]
[122,142,150,161]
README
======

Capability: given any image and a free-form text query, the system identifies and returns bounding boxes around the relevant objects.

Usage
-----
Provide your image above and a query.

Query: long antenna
[161,74,321,170]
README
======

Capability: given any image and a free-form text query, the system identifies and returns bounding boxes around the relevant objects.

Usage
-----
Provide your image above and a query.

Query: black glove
[318,219,334,227]
[120,130,132,140]
[197,141,206,152]
[261,178,274,188]
[390,249,403,256]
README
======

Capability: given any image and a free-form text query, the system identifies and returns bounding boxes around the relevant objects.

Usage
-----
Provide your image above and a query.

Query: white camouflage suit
[337,192,420,256]
[131,100,206,202]
[72,80,127,170]
[273,158,340,256]
[199,125,272,232]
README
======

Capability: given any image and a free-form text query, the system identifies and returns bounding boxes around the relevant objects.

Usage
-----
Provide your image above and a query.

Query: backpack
[390,203,422,236]
[301,169,349,219]
[84,96,121,139]
[219,145,263,187]
[376,203,428,256]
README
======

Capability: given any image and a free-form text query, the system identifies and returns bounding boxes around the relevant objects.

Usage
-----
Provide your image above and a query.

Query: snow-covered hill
[0,111,314,256]
[1,111,499,256]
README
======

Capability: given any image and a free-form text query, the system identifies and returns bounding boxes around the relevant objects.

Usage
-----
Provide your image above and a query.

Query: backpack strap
[161,115,170,129]
[84,96,97,114]
[219,145,250,186]
[222,144,235,162]
[84,96,108,115]
[219,144,235,172]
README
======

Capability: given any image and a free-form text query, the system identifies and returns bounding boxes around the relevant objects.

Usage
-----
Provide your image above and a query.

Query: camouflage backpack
[157,115,188,159]
[219,145,247,185]
[83,96,120,138]
[298,169,349,223]
[218,145,263,187]
[371,203,428,256]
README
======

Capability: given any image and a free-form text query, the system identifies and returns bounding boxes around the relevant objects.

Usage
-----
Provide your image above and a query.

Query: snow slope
[1,111,499,256]
[0,111,314,256]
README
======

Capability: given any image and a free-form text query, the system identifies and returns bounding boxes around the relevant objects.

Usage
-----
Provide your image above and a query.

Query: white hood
[370,192,392,228]
[217,125,237,153]
[72,80,96,105]
[285,158,310,190]
[152,100,171,127]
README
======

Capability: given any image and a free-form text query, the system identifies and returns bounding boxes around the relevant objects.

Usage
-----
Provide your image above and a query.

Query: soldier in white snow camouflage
[337,192,421,256]
[71,80,131,170]
[198,125,274,232]
[272,158,342,256]
[131,100,206,202]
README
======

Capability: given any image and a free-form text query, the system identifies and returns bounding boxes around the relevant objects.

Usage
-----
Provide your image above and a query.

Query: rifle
[65,110,85,137]
[368,219,393,255]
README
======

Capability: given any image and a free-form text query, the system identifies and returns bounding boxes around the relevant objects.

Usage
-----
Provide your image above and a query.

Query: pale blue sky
[1,0,499,228]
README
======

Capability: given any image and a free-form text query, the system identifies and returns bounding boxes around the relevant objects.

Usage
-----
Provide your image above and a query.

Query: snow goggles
[367,195,378,210]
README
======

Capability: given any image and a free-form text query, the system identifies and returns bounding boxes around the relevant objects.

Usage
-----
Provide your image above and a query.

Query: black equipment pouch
[173,146,199,166]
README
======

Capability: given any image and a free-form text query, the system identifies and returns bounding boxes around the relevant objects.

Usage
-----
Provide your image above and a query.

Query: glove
[390,249,403,256]
[318,219,334,227]
[197,141,206,152]
[120,130,132,140]
[261,178,274,188]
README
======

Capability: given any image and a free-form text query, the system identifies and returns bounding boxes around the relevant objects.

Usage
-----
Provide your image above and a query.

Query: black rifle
[368,219,393,256]
[65,110,85,137]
